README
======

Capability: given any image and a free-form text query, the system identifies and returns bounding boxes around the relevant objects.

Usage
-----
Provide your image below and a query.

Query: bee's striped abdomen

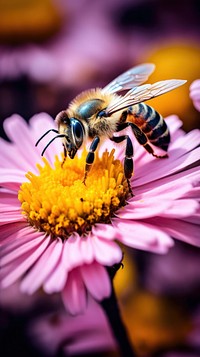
[127,103,170,151]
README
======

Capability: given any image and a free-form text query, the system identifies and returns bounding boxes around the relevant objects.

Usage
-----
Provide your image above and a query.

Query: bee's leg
[110,135,133,196]
[116,122,168,159]
[83,136,100,184]
[61,144,67,167]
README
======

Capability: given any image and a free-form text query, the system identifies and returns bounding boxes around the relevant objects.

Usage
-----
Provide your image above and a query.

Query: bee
[36,63,186,185]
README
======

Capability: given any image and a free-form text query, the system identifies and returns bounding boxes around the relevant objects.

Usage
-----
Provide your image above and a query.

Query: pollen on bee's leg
[18,149,130,240]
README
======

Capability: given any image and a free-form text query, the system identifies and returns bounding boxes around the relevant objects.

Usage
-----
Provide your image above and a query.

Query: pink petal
[92,223,118,240]
[170,129,200,152]
[81,262,111,300]
[1,227,42,254]
[160,199,199,218]
[183,187,200,200]
[190,80,200,111]
[190,79,200,91]
[190,88,200,100]
[91,235,122,266]
[135,166,199,198]
[79,235,94,264]
[0,221,28,244]
[147,217,200,247]
[114,219,173,253]
[0,236,51,288]
[0,137,29,170]
[117,199,171,219]
[3,115,41,165]
[20,238,63,294]
[43,242,68,293]
[180,209,200,224]
[29,114,61,164]
[0,210,24,224]
[165,115,183,133]
[0,191,20,210]
[1,235,48,266]
[134,147,200,187]
[62,269,87,315]
[0,169,26,191]
[62,233,85,270]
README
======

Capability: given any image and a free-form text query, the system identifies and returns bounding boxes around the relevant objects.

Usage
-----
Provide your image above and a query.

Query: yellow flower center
[18,149,130,240]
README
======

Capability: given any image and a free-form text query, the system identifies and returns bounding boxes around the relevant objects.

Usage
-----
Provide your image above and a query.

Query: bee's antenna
[41,134,67,156]
[35,129,59,147]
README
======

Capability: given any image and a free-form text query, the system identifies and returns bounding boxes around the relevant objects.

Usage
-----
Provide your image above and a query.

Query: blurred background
[0,0,200,135]
[0,0,200,356]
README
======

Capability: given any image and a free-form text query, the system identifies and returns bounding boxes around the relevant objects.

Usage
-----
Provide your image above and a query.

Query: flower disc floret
[18,149,129,239]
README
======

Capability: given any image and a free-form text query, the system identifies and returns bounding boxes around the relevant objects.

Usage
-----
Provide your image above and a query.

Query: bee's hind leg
[83,136,100,185]
[117,121,168,159]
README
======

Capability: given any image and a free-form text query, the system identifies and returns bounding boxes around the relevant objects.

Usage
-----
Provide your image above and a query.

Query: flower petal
[81,262,111,300]
[3,115,41,165]
[20,238,63,294]
[114,219,173,253]
[92,223,119,240]
[117,199,171,219]
[0,191,20,210]
[29,114,61,164]
[62,269,87,315]
[0,226,42,253]
[147,217,200,247]
[0,222,28,244]
[0,169,27,191]
[0,234,47,266]
[159,199,199,218]
[0,235,51,288]
[79,235,94,264]
[62,233,86,270]
[134,147,200,187]
[0,210,24,224]
[91,235,123,266]
[43,243,68,293]
[0,137,29,170]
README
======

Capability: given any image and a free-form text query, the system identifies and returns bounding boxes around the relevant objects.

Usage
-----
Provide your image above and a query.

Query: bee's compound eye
[71,119,84,147]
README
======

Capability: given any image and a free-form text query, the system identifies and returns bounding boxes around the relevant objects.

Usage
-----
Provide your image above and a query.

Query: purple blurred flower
[0,0,127,86]
[28,296,116,356]
[190,80,200,112]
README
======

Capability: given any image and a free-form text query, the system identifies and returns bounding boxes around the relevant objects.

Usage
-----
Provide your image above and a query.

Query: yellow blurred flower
[143,43,200,131]
[121,290,192,356]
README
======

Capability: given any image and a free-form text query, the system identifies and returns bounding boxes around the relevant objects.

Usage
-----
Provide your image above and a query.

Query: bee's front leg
[61,144,67,167]
[83,136,100,184]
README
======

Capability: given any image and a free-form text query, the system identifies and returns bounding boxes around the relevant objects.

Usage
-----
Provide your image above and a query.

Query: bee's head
[55,111,84,159]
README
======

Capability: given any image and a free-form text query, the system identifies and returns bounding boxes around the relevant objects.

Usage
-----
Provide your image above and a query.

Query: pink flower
[190,80,200,112]
[142,242,200,296]
[0,112,199,314]
[0,1,127,86]
[28,296,116,356]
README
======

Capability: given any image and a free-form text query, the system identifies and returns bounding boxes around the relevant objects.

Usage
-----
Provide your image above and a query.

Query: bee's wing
[106,79,187,115]
[102,63,155,94]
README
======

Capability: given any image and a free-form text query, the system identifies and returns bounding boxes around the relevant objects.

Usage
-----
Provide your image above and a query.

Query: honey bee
[36,63,186,184]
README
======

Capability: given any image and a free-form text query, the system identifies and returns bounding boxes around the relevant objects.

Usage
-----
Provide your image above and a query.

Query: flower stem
[100,266,136,357]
